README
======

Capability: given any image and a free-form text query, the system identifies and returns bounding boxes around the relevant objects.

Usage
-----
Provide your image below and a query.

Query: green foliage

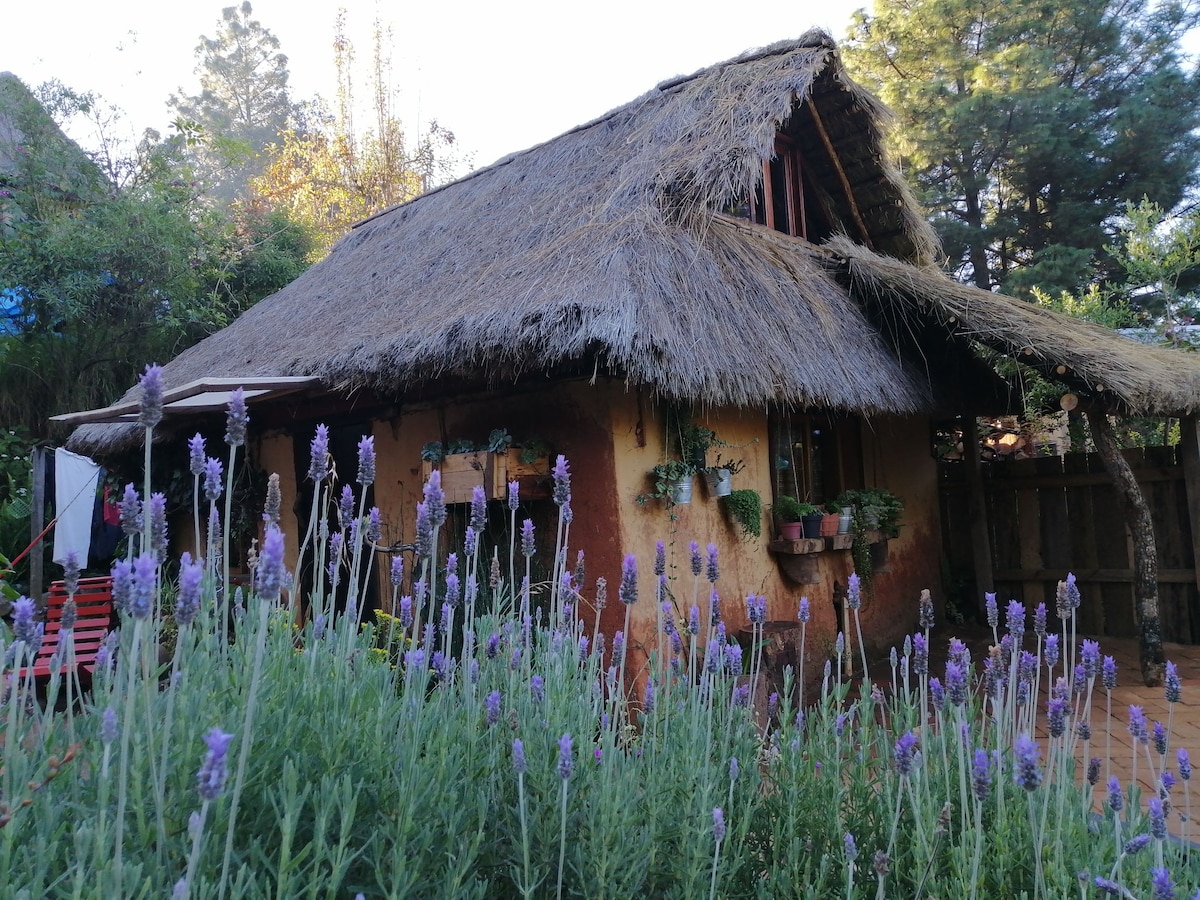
[845,0,1200,297]
[0,91,313,437]
[169,2,297,202]
[772,495,816,523]
[721,488,762,538]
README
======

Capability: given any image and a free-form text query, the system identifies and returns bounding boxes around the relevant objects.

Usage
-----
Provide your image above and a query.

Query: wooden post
[1088,410,1164,686]
[30,445,45,601]
[1180,415,1200,624]
[964,417,994,602]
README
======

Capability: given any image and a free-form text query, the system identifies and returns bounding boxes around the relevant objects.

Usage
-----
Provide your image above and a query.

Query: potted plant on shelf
[835,487,904,587]
[772,496,819,540]
[721,488,762,538]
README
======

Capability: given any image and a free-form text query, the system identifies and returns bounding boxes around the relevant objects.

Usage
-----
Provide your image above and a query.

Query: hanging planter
[703,467,734,497]
[670,475,694,505]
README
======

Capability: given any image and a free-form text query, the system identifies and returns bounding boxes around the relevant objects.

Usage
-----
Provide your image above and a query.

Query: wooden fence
[938,446,1200,644]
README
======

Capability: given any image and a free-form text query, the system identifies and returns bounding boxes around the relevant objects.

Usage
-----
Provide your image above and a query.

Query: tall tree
[0,75,313,439]
[250,13,467,258]
[844,0,1200,296]
[169,1,295,202]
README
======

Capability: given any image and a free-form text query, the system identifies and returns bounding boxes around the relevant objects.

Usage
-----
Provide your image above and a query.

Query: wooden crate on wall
[421,451,551,504]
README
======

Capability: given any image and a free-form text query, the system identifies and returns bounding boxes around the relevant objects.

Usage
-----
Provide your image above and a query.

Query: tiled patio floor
[867,625,1200,837]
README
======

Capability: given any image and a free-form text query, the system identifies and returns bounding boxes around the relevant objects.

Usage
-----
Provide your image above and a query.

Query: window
[748,134,829,241]
[771,412,863,505]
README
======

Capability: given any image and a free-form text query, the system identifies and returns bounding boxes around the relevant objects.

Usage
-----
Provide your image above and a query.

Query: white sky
[7,0,867,171]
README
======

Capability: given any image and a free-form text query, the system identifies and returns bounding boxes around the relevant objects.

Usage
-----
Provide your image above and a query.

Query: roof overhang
[51,377,321,425]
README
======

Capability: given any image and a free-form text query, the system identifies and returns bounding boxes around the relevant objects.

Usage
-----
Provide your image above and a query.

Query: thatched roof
[66,32,1200,455]
[0,73,102,203]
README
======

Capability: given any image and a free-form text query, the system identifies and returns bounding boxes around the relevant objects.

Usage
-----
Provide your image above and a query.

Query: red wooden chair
[18,575,114,680]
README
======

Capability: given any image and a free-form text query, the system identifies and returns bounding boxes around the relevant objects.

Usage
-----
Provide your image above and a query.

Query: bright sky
[8,0,867,171]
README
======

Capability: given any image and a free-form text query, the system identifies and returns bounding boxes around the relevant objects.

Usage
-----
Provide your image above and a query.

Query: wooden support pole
[1180,415,1200,628]
[30,445,45,601]
[1088,410,1164,686]
[964,417,994,604]
[805,98,874,249]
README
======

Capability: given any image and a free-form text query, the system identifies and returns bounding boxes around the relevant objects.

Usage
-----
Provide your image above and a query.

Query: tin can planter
[669,476,694,505]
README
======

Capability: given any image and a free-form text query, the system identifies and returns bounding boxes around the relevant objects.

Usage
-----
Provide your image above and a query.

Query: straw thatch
[827,236,1200,416]
[65,31,1200,455]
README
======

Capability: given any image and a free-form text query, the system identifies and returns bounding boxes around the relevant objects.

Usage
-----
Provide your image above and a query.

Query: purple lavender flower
[1103,655,1117,691]
[308,425,330,482]
[101,707,118,744]
[1166,661,1182,703]
[578,635,589,663]
[224,387,248,447]
[337,485,354,532]
[918,590,935,630]
[712,807,726,843]
[746,594,766,625]
[725,642,743,675]
[1093,877,1123,896]
[710,589,722,627]
[399,596,413,630]
[423,470,446,529]
[507,480,520,512]
[327,533,343,584]
[1124,834,1152,856]
[619,554,638,605]
[971,748,991,800]
[1129,706,1149,744]
[613,631,625,660]
[139,363,164,428]
[1149,863,1173,899]
[1013,734,1042,791]
[1077,720,1092,742]
[469,485,487,532]
[110,559,133,613]
[798,596,810,624]
[732,684,750,707]
[485,691,502,726]
[1047,696,1067,738]
[1149,797,1167,840]
[706,543,719,584]
[1179,748,1192,781]
[894,732,919,776]
[1163,771,1177,794]
[688,605,701,636]
[557,733,573,780]
[1107,776,1124,813]
[196,728,235,801]
[356,435,376,486]
[12,596,38,648]
[202,459,223,504]
[256,526,286,601]
[520,519,535,558]
[846,573,862,610]
[985,592,998,630]
[1081,639,1101,680]
[445,572,461,609]
[689,541,702,577]
[551,455,571,506]
[1006,600,1025,638]
[531,675,545,703]
[430,651,450,682]
[844,832,858,863]
[1044,634,1059,669]
[512,739,526,774]
[945,661,967,707]
[188,433,207,476]
[129,554,156,619]
[176,552,204,627]
[643,677,656,714]
[929,676,945,710]
[120,483,142,535]
[1033,602,1047,638]
[439,602,452,635]
[912,633,928,676]
[415,502,432,558]
[1154,721,1168,756]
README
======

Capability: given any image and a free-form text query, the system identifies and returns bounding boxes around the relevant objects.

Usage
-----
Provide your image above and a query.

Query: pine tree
[170,2,295,203]
[844,0,1200,296]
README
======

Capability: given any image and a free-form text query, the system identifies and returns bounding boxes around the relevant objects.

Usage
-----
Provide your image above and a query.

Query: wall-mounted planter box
[421,451,550,504]
[767,530,887,584]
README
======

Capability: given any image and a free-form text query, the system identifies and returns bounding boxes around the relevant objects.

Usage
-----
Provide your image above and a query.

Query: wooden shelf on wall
[421,450,550,504]
[767,531,886,583]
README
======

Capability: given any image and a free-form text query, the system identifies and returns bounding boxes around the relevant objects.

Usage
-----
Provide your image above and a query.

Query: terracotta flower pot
[779,521,804,540]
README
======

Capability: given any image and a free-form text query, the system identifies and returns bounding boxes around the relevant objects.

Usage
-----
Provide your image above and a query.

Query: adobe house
[61,32,1200,676]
